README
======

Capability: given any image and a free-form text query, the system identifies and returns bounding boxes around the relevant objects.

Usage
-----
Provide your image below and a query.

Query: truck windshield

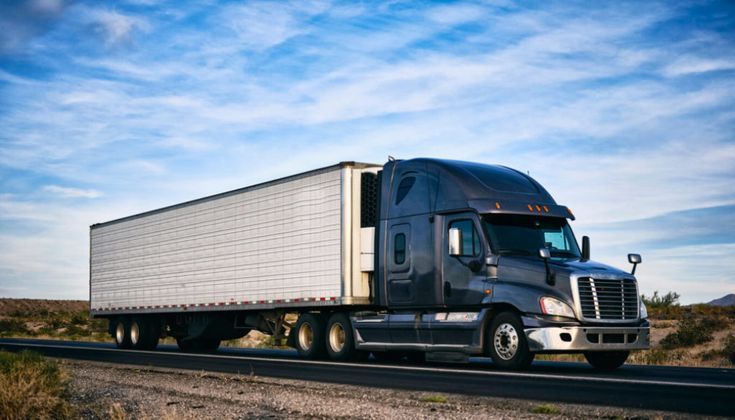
[482,214,581,259]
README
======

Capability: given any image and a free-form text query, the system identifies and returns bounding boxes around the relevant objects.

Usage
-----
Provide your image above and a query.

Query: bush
[0,319,29,336]
[642,291,680,308]
[0,351,73,419]
[659,314,727,349]
[723,335,735,365]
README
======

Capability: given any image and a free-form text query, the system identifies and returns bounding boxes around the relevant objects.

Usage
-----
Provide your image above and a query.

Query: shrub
[531,404,560,414]
[642,291,680,308]
[723,335,735,365]
[70,311,89,326]
[0,319,29,336]
[660,316,717,349]
[0,350,73,419]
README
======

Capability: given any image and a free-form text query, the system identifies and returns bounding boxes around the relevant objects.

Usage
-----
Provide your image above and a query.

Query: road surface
[1,338,733,416]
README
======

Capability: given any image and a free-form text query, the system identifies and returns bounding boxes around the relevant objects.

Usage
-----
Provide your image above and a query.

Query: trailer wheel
[113,319,131,349]
[584,351,629,370]
[130,318,160,350]
[487,311,534,370]
[293,313,326,359]
[325,313,366,362]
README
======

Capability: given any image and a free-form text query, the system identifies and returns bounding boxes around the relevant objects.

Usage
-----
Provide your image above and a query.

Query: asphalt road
[1,338,733,416]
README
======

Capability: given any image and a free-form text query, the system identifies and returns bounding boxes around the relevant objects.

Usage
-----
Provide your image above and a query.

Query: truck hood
[494,255,636,308]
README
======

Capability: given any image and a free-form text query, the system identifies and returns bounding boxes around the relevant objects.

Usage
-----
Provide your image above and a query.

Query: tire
[113,319,131,349]
[487,311,534,370]
[176,338,220,353]
[292,312,326,359]
[584,351,629,370]
[130,318,160,350]
[325,312,366,362]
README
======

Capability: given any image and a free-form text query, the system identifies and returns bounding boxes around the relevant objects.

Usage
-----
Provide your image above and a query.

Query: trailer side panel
[91,167,347,314]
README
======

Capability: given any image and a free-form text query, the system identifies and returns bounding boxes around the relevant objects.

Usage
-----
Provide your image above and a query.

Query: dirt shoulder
[61,359,699,420]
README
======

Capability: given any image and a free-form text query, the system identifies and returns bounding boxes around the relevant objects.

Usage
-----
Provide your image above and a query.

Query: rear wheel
[293,313,326,359]
[584,351,629,370]
[113,319,131,349]
[130,318,160,350]
[325,312,366,361]
[487,311,534,370]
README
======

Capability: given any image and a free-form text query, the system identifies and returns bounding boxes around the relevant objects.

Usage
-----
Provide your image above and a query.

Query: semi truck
[90,158,650,370]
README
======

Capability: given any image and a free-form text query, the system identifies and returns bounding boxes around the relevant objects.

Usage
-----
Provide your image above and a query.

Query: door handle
[444,281,452,298]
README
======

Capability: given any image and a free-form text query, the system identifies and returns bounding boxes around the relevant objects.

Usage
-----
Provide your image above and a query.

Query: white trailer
[90,163,380,352]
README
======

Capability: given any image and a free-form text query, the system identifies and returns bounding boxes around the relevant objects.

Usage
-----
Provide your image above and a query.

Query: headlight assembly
[540,296,576,319]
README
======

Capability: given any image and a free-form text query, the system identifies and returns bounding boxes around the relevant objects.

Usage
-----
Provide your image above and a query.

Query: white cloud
[43,185,102,199]
[663,56,735,77]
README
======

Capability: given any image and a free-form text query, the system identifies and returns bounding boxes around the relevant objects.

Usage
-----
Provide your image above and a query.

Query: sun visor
[468,199,575,220]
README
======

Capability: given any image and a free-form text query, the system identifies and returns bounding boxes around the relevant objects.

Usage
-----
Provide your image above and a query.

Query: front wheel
[584,351,629,370]
[487,311,534,370]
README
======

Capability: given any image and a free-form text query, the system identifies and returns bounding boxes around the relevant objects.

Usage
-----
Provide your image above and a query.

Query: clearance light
[543,205,549,213]
[567,207,574,217]
[495,202,501,209]
[535,205,542,212]
[527,204,534,212]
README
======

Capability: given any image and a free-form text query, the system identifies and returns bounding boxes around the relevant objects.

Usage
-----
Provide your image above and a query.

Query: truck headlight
[539,297,576,319]
[640,301,648,319]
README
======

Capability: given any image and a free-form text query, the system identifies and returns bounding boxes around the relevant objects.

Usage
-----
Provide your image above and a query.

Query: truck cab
[351,158,649,369]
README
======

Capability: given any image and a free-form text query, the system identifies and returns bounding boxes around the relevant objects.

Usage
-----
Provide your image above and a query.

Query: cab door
[441,213,487,307]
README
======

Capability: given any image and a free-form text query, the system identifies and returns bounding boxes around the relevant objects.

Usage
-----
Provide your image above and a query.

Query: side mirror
[485,255,499,267]
[448,227,462,256]
[538,248,551,259]
[581,236,590,261]
[628,253,642,275]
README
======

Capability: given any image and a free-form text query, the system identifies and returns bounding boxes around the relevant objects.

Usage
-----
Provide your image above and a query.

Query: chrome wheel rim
[494,323,519,360]
[328,322,346,353]
[298,322,313,351]
[115,322,125,345]
[130,321,140,345]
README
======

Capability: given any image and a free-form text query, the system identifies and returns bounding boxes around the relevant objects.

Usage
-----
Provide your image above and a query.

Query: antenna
[388,155,395,162]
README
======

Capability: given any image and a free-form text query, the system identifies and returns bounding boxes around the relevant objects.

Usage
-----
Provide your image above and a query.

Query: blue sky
[1,0,734,303]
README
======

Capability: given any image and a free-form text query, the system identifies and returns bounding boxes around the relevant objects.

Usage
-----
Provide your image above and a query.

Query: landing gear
[584,351,629,370]
[487,311,534,370]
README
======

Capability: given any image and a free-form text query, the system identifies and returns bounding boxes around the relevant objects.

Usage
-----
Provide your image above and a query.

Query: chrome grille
[577,278,638,320]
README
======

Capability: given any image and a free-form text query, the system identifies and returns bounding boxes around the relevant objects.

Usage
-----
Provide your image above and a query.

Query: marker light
[527,204,534,211]
[540,297,576,319]
[495,202,501,209]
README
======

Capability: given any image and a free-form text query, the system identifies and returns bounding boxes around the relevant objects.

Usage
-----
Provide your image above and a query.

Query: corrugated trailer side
[90,162,379,317]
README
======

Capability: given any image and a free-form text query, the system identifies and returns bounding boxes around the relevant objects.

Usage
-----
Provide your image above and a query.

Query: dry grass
[0,350,73,420]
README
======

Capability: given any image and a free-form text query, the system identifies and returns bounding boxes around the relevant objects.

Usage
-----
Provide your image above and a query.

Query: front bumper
[525,326,650,352]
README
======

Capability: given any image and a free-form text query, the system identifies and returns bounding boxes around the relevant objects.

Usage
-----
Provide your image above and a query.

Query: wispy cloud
[42,185,102,199]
